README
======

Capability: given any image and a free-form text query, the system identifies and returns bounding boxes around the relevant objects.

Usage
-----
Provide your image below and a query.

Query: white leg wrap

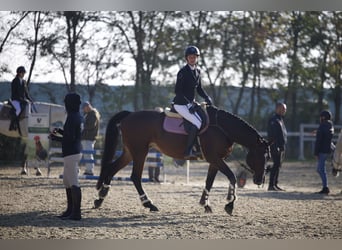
[140,194,152,204]
[203,188,210,206]
[227,184,236,203]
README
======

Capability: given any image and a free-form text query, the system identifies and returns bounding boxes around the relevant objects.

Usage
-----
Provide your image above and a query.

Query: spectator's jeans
[82,140,96,173]
[316,153,328,188]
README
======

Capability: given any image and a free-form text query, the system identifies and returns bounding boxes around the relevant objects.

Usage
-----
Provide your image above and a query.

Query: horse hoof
[93,198,104,209]
[224,203,234,215]
[149,204,159,212]
[204,205,212,213]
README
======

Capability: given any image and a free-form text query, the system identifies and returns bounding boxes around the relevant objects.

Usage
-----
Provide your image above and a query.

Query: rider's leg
[173,104,202,159]
[184,124,198,159]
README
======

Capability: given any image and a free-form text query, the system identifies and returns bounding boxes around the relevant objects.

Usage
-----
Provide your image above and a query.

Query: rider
[10,66,33,132]
[11,66,32,116]
[172,45,213,160]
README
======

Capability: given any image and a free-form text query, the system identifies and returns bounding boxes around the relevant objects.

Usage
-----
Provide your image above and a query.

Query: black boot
[316,187,330,194]
[193,138,203,158]
[58,188,72,219]
[184,125,199,160]
[69,186,82,220]
[274,169,285,191]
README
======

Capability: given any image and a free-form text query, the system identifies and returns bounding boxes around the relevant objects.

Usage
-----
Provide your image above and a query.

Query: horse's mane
[214,108,263,148]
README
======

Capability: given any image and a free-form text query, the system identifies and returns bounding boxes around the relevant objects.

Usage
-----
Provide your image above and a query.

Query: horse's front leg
[216,160,237,215]
[225,183,237,215]
[199,164,218,213]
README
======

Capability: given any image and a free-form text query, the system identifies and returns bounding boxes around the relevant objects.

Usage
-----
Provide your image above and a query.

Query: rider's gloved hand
[205,97,213,106]
[189,105,196,114]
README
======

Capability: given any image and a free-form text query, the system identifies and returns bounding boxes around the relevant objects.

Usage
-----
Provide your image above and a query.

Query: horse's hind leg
[199,164,218,213]
[94,153,132,209]
[129,153,158,212]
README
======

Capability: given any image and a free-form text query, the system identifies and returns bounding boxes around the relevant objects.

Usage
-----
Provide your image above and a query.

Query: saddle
[1,100,27,135]
[162,103,209,135]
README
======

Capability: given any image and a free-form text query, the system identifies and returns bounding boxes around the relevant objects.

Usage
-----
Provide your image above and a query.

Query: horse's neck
[215,109,259,148]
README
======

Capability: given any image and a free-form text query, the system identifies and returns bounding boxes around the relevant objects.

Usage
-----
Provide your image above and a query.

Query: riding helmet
[185,46,200,57]
[16,66,26,74]
[320,110,332,120]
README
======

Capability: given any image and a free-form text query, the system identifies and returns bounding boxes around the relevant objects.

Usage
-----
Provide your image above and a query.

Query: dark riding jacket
[267,113,287,153]
[52,94,82,157]
[173,64,211,105]
[11,76,32,103]
[314,120,334,156]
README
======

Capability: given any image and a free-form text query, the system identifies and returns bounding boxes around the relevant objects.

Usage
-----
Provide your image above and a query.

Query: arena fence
[49,148,166,182]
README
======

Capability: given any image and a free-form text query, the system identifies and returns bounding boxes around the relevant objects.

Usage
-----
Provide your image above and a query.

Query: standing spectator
[49,92,83,220]
[314,110,334,194]
[81,101,100,176]
[267,102,287,191]
[147,147,163,183]
[147,107,164,183]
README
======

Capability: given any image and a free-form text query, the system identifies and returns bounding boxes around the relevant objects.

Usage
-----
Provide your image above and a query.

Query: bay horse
[94,105,270,215]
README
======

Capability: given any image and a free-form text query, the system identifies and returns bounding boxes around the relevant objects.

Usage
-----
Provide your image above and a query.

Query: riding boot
[69,185,82,220]
[58,188,72,219]
[184,125,199,160]
[9,115,18,131]
[194,138,203,158]
[274,168,285,191]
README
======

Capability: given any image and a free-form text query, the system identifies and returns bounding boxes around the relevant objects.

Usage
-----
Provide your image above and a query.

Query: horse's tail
[97,110,131,189]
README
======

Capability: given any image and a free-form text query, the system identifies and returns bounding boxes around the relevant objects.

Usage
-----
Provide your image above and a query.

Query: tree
[111,11,170,110]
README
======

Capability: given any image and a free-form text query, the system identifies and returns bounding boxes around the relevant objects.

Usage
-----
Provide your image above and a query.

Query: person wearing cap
[9,66,33,132]
[81,101,100,175]
[172,45,213,160]
[49,92,83,220]
[314,110,334,194]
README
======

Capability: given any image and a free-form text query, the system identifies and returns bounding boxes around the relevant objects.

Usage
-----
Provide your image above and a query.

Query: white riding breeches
[174,104,202,129]
[11,100,21,116]
[63,153,82,188]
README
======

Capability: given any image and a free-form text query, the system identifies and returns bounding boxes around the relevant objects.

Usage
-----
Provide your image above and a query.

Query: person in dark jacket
[172,45,213,159]
[11,66,32,116]
[81,101,100,175]
[267,102,287,191]
[314,110,334,194]
[49,92,83,220]
[9,66,33,132]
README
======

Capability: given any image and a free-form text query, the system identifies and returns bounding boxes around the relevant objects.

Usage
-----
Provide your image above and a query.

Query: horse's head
[246,137,270,185]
